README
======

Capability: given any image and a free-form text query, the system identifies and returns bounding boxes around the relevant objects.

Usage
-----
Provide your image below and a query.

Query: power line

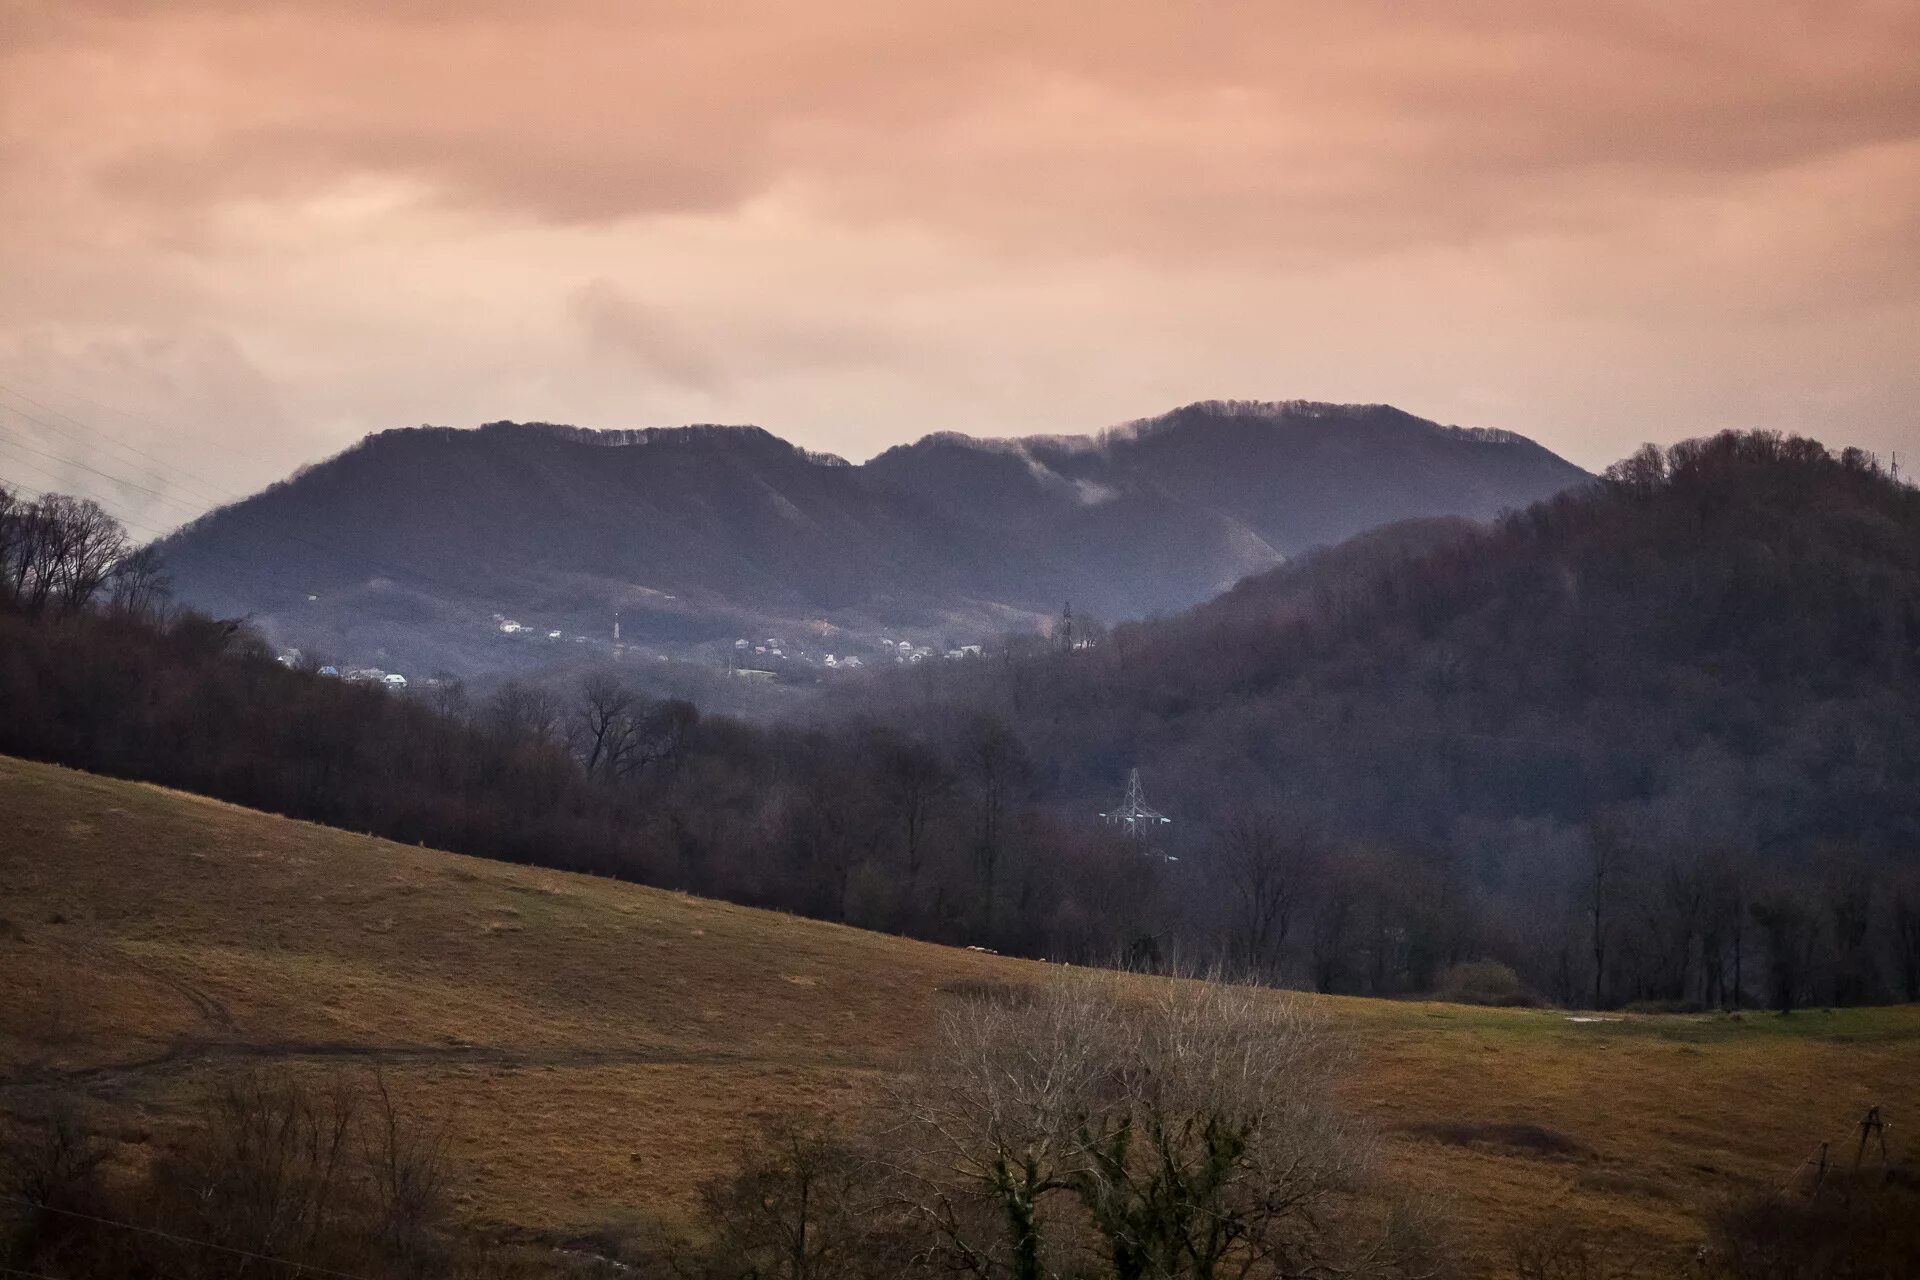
[0,469,336,609]
[0,416,205,518]
[0,394,627,654]
[0,1261,72,1280]
[0,399,454,589]
[0,1193,383,1280]
[0,453,184,543]
[0,369,289,473]
[0,453,569,651]
[0,382,245,510]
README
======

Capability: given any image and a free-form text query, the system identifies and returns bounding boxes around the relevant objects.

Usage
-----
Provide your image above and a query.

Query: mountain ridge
[160,399,1589,673]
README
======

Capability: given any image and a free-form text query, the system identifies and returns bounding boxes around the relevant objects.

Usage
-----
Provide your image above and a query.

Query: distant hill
[157,402,1587,674]
[885,429,1920,871]
[833,431,1920,1008]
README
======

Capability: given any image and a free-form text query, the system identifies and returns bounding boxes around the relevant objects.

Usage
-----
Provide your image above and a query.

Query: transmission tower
[1101,767,1171,836]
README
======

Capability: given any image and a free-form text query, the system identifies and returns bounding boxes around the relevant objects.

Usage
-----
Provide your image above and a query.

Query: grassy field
[3,755,1915,1274]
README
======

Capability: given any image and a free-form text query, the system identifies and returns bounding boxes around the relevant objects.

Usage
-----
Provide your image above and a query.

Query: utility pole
[1852,1105,1889,1174]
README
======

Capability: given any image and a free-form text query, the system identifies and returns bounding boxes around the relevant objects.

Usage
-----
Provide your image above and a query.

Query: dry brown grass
[3,755,1916,1275]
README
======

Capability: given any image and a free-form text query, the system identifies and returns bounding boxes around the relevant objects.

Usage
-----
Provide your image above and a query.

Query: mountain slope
[5,753,1915,1267]
[159,402,1587,673]
[919,431,1920,841]
[812,430,1920,1012]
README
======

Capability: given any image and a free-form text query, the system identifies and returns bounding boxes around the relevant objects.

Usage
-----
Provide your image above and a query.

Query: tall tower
[613,610,621,643]
[1100,768,1170,836]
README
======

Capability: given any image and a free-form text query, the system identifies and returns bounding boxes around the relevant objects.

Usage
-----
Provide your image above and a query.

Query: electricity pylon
[1101,767,1171,835]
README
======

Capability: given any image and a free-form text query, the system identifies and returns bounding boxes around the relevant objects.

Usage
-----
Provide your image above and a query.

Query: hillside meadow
[2,755,1915,1274]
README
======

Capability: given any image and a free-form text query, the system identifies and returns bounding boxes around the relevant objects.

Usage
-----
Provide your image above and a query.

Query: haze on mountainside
[155,400,1587,674]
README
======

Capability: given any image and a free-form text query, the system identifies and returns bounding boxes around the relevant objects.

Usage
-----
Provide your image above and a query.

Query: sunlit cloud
[1,0,1915,524]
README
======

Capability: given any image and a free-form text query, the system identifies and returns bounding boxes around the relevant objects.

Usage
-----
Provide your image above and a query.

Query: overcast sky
[2,0,1916,531]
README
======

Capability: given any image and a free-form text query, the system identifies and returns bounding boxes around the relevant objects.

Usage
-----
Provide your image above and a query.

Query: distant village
[273,649,422,688]
[275,609,991,692]
[722,634,982,682]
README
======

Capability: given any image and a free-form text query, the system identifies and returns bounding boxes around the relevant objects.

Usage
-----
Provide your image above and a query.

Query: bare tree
[483,680,561,743]
[1750,892,1815,1014]
[875,735,951,880]
[693,1113,889,1280]
[1893,889,1920,1004]
[1212,810,1316,980]
[105,543,172,619]
[570,675,695,783]
[1309,877,1355,996]
[889,972,1426,1280]
[365,1069,449,1266]
[889,976,1121,1279]
[1646,854,1707,1003]
[43,495,126,614]
[1699,850,1749,1010]
[4,494,125,614]
[633,696,699,775]
[573,672,644,781]
[1825,870,1876,1006]
[1583,820,1632,1010]
[0,483,21,608]
[149,1068,362,1262]
[1,1090,110,1263]
[960,715,1029,902]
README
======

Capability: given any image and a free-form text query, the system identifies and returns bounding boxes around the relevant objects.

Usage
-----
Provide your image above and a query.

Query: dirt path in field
[1,1035,863,1100]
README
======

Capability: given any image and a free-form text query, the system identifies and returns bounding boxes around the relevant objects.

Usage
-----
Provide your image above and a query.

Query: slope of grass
[3,755,1915,1273]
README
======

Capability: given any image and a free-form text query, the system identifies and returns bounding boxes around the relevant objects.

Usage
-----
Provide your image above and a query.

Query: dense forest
[5,429,1919,1010]
[849,430,1920,1008]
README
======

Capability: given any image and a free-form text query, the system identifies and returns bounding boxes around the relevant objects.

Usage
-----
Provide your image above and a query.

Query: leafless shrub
[935,979,1039,1008]
[1507,1216,1655,1280]
[682,1113,902,1280]
[148,1067,364,1264]
[0,1066,464,1279]
[0,1091,111,1266]
[1435,960,1542,1008]
[1703,1169,1920,1279]
[887,969,1443,1279]
[365,1068,451,1267]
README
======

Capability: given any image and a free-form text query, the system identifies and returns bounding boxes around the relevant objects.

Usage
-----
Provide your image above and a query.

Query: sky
[1,0,1917,532]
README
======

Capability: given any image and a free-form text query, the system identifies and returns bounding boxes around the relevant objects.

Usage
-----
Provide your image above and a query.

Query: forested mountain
[843,431,1920,1006]
[157,401,1585,674]
[9,429,1918,1015]
[920,431,1920,858]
